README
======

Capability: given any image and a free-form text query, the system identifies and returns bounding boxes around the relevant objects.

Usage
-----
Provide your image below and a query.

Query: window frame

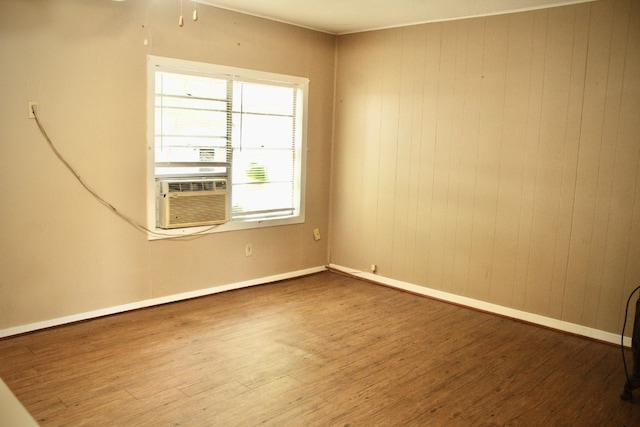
[146,55,309,240]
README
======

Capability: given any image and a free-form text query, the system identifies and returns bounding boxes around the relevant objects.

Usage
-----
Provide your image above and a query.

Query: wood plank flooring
[0,271,638,426]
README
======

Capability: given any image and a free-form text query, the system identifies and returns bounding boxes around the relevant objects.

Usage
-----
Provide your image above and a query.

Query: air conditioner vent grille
[157,178,228,229]
[167,194,227,226]
[168,181,215,192]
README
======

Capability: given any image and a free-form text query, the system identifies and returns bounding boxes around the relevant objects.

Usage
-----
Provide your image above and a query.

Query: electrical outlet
[28,101,38,119]
[371,264,377,273]
[245,243,252,257]
[313,228,321,241]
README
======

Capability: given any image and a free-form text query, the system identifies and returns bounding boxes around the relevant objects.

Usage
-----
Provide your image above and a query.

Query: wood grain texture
[1,272,638,426]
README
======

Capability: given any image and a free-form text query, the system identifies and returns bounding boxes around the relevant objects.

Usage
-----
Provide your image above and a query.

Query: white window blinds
[154,67,304,222]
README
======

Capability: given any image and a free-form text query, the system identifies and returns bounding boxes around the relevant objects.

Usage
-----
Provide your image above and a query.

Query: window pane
[232,149,294,184]
[156,71,227,100]
[155,136,227,150]
[156,139,227,163]
[156,107,227,138]
[155,166,228,177]
[232,113,294,149]
[232,182,294,214]
[233,82,294,116]
[156,95,226,112]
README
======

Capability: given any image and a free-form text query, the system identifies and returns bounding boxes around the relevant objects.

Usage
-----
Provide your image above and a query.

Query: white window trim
[146,55,309,240]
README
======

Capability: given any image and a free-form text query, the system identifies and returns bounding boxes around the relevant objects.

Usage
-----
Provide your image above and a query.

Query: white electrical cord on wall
[31,105,216,240]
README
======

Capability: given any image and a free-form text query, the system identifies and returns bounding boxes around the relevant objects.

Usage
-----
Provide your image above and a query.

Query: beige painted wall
[0,0,334,330]
[331,0,640,335]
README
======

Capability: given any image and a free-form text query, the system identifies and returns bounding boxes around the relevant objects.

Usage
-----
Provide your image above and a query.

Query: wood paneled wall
[330,0,640,335]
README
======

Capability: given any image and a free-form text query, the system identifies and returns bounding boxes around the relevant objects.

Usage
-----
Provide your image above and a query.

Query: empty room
[1,0,639,425]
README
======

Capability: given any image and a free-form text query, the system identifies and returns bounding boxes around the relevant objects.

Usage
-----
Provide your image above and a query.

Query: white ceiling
[199,0,595,34]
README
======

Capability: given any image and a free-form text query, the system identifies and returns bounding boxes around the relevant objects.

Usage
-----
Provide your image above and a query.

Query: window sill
[147,214,304,240]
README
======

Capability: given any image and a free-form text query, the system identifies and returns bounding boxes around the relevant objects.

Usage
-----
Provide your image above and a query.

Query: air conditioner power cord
[31,106,216,240]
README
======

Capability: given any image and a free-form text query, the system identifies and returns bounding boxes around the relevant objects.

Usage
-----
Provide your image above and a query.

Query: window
[147,56,308,238]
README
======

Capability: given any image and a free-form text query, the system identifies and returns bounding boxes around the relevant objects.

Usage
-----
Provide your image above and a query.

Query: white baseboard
[0,266,327,339]
[329,263,631,348]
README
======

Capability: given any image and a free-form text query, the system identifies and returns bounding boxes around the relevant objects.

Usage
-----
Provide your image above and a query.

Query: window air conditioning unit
[157,178,228,229]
